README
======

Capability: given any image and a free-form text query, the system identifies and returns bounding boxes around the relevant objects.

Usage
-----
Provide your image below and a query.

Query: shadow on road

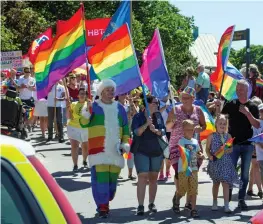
[35,147,71,152]
[55,177,91,192]
[78,203,259,224]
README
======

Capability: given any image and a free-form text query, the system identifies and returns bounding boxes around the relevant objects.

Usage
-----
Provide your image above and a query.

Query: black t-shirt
[222,99,259,145]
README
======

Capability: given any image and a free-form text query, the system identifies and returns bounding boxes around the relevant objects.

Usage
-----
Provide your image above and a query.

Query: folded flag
[35,6,86,99]
[256,78,263,88]
[140,29,169,100]
[248,133,263,143]
[194,100,216,142]
[214,137,235,159]
[178,145,192,176]
[88,24,142,95]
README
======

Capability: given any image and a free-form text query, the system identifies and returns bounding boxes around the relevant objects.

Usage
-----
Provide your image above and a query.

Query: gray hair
[237,79,249,89]
[239,67,246,77]
[197,64,205,72]
[251,96,262,106]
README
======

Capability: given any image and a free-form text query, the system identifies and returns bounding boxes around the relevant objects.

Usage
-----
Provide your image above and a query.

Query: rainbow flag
[178,145,192,176]
[88,24,142,95]
[194,100,216,142]
[25,108,34,120]
[214,137,235,159]
[210,25,245,101]
[35,6,86,99]
[248,133,263,143]
[256,78,263,88]
[140,29,169,99]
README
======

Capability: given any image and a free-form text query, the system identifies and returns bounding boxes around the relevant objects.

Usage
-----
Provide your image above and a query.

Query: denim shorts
[134,153,163,174]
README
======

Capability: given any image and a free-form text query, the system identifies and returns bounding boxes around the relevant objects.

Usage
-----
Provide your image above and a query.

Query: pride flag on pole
[210,25,246,101]
[35,6,86,99]
[140,29,169,99]
[88,24,141,95]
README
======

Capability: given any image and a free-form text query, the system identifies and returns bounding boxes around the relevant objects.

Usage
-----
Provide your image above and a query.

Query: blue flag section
[102,0,131,39]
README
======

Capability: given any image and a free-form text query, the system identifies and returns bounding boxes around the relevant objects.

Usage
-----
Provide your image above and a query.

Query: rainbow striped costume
[80,99,130,212]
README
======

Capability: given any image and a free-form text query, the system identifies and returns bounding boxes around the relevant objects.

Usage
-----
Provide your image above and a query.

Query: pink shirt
[169,104,202,166]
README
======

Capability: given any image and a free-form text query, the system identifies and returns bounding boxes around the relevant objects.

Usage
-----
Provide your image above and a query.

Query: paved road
[30,127,262,224]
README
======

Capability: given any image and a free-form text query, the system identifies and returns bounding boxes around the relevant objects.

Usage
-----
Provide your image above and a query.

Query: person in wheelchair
[1,86,28,140]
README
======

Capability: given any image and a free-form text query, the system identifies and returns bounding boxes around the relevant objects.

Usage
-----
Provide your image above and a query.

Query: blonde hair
[251,96,262,106]
[215,114,229,134]
[182,119,195,128]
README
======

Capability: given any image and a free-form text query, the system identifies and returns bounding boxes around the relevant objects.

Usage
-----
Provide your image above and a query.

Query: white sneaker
[211,203,218,211]
[224,206,232,214]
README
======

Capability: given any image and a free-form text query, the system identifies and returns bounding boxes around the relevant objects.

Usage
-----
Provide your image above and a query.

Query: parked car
[1,135,81,224]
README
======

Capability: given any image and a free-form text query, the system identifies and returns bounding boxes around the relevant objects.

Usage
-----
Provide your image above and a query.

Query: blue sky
[170,1,263,50]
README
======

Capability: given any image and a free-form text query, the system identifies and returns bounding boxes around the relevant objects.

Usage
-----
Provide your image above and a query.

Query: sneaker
[247,190,256,197]
[185,203,192,211]
[98,211,108,218]
[83,161,88,168]
[211,201,218,211]
[128,174,137,180]
[238,200,248,210]
[59,138,65,143]
[191,209,200,218]
[224,206,232,214]
[73,165,78,173]
[158,173,165,181]
[136,205,144,216]
[166,171,172,179]
[148,203,157,213]
[258,191,263,199]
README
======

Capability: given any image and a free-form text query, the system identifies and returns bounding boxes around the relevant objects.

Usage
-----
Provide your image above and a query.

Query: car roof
[0,135,35,157]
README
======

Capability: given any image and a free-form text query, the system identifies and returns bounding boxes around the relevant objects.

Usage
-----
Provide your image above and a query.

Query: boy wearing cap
[80,79,130,218]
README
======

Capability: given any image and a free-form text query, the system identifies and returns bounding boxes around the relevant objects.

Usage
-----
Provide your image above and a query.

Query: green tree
[1,0,197,87]
[230,45,263,74]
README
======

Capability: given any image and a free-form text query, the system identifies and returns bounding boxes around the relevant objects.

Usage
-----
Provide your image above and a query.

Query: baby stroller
[1,87,28,139]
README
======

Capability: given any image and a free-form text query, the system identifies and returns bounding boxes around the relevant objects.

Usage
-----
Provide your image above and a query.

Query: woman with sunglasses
[166,86,206,212]
[131,95,166,215]
[67,73,79,102]
[66,88,89,172]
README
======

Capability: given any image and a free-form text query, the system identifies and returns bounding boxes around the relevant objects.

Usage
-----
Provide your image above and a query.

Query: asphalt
[29,127,263,224]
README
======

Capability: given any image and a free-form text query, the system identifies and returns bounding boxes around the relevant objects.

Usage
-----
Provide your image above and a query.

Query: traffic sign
[233,30,246,41]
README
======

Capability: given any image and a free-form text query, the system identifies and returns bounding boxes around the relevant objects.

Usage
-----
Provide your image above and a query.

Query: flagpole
[156,28,175,113]
[126,23,150,117]
[130,0,132,33]
[80,3,92,101]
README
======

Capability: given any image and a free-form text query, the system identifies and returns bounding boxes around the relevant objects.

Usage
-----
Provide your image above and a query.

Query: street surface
[30,127,262,224]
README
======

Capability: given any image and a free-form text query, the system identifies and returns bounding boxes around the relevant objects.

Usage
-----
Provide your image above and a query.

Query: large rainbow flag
[210,25,246,101]
[140,29,169,99]
[88,24,142,95]
[178,145,192,176]
[35,6,86,99]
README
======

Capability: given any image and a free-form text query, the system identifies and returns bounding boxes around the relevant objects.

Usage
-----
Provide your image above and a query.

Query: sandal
[191,209,200,218]
[172,203,180,214]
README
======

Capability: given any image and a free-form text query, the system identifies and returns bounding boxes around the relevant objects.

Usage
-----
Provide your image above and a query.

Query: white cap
[258,103,263,111]
[96,79,116,97]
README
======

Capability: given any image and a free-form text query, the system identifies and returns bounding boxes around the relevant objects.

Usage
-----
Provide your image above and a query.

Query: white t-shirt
[178,137,200,172]
[18,76,36,100]
[47,84,65,108]
[253,120,263,161]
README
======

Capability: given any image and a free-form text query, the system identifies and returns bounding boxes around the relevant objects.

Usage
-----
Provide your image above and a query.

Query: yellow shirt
[68,102,88,128]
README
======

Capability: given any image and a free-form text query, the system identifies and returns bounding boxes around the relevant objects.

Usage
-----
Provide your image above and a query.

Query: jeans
[230,144,253,200]
[196,88,209,104]
[48,107,63,139]
[134,153,163,174]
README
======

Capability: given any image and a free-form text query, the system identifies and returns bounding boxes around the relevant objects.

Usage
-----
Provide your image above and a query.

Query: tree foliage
[230,45,263,74]
[1,0,197,87]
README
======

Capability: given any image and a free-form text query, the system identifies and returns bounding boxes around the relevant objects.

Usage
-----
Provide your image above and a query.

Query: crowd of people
[1,63,263,219]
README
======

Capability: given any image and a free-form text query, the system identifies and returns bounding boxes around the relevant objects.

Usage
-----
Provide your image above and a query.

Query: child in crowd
[253,104,263,193]
[206,114,241,213]
[173,119,205,218]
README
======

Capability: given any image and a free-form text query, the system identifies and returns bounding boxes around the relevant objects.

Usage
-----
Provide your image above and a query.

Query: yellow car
[1,135,81,224]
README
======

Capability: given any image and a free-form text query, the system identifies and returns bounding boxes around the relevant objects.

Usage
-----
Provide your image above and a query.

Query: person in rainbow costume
[80,79,130,218]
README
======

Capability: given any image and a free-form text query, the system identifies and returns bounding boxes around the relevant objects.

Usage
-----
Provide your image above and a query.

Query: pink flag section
[140,29,169,99]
